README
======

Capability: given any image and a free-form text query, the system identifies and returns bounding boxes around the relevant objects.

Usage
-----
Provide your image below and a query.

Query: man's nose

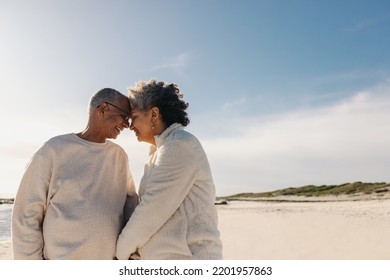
[122,119,130,128]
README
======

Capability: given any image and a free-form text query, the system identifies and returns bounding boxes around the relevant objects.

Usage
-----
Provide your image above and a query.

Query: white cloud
[221,97,247,111]
[342,13,390,32]
[199,84,390,196]
[3,81,390,197]
[147,52,190,72]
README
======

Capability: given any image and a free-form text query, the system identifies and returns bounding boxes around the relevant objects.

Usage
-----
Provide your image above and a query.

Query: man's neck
[76,128,106,143]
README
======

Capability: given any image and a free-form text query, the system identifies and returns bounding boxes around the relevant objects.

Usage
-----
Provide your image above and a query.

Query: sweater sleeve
[12,151,51,260]
[116,137,197,259]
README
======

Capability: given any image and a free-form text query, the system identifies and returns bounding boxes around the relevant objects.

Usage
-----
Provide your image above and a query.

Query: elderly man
[12,88,138,259]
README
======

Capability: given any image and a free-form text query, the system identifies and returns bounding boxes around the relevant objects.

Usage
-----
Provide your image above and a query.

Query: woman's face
[129,109,155,144]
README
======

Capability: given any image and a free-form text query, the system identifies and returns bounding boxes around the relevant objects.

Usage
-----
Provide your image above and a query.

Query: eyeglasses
[102,102,130,122]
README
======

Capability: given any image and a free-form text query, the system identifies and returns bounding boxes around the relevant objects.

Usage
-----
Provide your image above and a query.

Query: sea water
[0,204,12,241]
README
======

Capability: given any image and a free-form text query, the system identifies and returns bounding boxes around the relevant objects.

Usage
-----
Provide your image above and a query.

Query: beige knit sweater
[116,124,223,259]
[12,133,138,259]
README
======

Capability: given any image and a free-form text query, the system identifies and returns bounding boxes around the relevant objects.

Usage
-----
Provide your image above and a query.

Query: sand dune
[1,198,389,260]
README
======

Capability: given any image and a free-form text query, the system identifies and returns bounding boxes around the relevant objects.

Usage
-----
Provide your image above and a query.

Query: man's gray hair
[89,88,124,112]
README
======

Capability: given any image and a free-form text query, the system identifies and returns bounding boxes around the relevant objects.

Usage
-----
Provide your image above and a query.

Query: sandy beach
[218,197,390,259]
[0,240,11,260]
[1,197,389,260]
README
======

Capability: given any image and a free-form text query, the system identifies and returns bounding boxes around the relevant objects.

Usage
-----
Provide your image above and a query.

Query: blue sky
[1,0,390,196]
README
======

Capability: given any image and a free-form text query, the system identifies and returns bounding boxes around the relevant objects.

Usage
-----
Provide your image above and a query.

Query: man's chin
[109,133,119,140]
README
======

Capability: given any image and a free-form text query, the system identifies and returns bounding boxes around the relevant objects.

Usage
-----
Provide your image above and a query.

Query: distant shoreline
[3,194,389,205]
[216,193,390,204]
[0,198,14,205]
[3,182,390,205]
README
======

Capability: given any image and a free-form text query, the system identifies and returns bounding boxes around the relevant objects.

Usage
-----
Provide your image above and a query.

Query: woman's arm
[116,136,198,259]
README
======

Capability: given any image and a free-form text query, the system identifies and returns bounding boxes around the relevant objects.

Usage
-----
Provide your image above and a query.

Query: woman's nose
[129,121,135,130]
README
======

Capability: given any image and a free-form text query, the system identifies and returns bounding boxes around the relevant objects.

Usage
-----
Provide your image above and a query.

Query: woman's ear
[150,107,160,120]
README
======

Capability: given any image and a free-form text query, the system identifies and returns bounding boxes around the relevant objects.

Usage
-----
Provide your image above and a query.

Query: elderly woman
[116,80,223,260]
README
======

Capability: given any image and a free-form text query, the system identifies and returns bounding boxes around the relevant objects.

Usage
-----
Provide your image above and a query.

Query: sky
[1,0,390,196]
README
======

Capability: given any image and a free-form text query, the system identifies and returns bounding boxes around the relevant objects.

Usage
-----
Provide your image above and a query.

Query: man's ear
[97,103,108,117]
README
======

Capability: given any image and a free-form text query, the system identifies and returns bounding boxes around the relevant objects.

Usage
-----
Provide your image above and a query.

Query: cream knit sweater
[12,133,138,259]
[116,124,223,259]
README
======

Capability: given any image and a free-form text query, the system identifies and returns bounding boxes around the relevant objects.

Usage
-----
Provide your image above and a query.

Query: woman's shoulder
[169,127,199,145]
[162,127,204,156]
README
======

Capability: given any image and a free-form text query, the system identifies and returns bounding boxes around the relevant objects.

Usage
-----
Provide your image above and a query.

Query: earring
[151,119,156,129]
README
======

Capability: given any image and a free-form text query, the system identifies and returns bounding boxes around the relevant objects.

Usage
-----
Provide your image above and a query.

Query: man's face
[101,98,130,139]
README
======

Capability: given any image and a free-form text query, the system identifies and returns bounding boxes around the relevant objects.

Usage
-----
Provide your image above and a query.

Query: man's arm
[12,152,50,259]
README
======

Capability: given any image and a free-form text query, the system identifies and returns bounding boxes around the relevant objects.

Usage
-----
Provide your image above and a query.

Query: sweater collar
[154,123,183,148]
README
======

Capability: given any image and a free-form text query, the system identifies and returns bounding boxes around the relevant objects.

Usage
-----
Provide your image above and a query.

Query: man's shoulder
[45,133,75,146]
[49,133,73,141]
[32,134,74,157]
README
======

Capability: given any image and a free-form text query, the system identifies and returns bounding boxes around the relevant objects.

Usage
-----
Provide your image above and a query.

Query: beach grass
[218,182,390,201]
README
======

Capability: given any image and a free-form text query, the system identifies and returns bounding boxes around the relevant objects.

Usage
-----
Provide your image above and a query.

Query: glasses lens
[106,102,130,121]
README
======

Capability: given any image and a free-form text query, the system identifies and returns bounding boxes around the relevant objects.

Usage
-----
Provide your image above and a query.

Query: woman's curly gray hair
[128,79,190,127]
